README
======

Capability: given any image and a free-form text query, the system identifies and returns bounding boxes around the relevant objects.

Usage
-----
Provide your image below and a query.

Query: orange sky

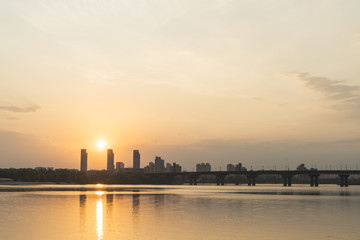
[1,1,360,170]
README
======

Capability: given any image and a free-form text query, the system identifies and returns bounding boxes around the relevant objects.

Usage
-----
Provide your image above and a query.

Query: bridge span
[148,170,360,187]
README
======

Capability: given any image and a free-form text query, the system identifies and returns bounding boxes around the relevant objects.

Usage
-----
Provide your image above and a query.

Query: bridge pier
[193,176,197,185]
[340,176,344,187]
[283,176,287,186]
[189,175,199,185]
[216,174,226,186]
[339,174,349,187]
[288,176,292,186]
[309,173,320,187]
[314,175,319,187]
[282,175,293,186]
[345,175,349,187]
[247,175,256,186]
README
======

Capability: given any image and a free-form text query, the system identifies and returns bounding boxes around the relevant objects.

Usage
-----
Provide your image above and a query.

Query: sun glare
[96,140,106,150]
[95,191,105,196]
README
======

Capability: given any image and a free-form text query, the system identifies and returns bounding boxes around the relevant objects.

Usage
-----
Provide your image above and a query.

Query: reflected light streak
[96,198,104,240]
[96,191,105,196]
[96,184,104,188]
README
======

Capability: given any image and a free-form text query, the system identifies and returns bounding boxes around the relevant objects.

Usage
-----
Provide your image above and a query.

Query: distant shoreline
[0,182,60,185]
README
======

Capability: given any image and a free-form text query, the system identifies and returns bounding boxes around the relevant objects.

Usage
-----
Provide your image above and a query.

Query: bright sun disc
[96,140,106,149]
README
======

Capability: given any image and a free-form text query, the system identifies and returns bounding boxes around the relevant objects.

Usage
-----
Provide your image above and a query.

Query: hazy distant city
[1,1,360,239]
[2,148,359,187]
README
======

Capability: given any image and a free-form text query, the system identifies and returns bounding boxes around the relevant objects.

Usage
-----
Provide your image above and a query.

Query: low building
[196,163,211,172]
[144,162,155,173]
[227,163,243,171]
[116,162,125,171]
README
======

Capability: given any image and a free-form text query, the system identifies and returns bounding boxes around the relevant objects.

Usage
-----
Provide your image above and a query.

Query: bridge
[147,170,360,187]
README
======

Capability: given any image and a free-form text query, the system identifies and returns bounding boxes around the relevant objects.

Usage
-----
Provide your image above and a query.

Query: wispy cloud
[0,105,40,113]
[288,72,360,113]
[290,72,360,100]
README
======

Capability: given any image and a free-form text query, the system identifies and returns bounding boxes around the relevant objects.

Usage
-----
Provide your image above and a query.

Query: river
[0,184,359,239]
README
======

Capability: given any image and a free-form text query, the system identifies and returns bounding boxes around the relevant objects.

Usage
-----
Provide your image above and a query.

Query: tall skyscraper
[133,150,140,169]
[107,149,114,173]
[80,149,87,172]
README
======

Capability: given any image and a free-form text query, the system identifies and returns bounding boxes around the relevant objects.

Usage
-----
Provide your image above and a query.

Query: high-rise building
[107,149,114,173]
[133,150,140,169]
[154,156,165,173]
[172,162,182,173]
[80,149,87,172]
[165,163,172,172]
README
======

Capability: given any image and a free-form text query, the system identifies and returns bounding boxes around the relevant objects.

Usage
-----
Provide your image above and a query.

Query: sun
[96,140,106,150]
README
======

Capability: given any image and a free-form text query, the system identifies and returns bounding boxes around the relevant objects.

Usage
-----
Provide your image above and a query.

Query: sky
[1,0,360,171]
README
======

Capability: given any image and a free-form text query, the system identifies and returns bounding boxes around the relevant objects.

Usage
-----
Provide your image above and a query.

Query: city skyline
[1,1,360,171]
[1,2,360,240]
[77,147,350,173]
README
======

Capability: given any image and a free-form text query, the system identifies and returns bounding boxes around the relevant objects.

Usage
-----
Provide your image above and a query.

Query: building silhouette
[172,162,182,173]
[196,163,211,172]
[296,163,308,171]
[144,162,155,173]
[144,157,182,173]
[80,149,87,172]
[227,163,243,171]
[107,149,114,173]
[164,162,182,173]
[133,150,140,169]
[154,156,165,173]
[116,162,124,171]
[165,163,172,172]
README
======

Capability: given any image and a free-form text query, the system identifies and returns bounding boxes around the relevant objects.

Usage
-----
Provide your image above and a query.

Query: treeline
[0,168,179,184]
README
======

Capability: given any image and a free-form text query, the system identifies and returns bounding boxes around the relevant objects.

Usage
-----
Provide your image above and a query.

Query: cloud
[0,105,40,113]
[290,72,360,100]
[288,72,360,113]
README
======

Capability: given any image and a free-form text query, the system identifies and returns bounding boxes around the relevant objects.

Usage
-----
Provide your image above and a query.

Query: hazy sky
[1,0,360,170]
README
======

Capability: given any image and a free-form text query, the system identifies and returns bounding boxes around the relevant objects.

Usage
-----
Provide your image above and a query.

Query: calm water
[0,184,360,240]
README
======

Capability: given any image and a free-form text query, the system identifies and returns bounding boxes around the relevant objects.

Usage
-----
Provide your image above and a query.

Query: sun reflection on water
[96,197,104,240]
[95,191,104,196]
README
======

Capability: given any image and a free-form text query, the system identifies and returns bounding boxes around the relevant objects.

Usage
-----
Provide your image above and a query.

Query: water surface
[0,184,359,240]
